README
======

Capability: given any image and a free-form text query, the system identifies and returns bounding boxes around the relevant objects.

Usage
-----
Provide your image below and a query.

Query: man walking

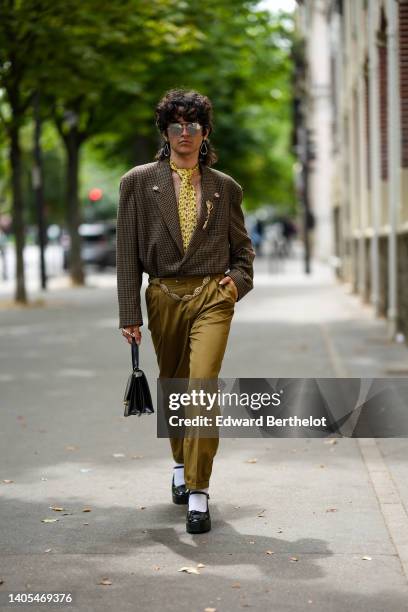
[116,88,255,533]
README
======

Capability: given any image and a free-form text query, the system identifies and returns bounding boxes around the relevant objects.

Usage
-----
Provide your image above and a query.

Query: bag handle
[131,336,139,370]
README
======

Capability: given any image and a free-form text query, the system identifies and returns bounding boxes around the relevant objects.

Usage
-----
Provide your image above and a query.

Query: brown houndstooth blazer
[116,158,255,328]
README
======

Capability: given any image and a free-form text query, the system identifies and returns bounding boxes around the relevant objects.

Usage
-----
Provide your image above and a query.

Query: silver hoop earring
[199,139,208,156]
[163,141,170,156]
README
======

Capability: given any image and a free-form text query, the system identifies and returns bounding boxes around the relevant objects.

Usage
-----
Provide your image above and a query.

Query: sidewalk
[0,253,407,611]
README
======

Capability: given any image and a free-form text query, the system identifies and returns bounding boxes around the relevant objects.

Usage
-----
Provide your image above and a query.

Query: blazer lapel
[154,159,219,263]
[155,159,184,257]
[181,162,218,263]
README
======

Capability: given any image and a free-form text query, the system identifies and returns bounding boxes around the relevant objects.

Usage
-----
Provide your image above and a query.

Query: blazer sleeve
[227,183,255,301]
[116,174,144,328]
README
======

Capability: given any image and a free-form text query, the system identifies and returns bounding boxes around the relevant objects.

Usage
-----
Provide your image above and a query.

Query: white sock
[188,488,209,512]
[173,463,185,487]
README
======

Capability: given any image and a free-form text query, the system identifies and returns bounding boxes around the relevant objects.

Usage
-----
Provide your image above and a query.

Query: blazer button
[153,185,159,191]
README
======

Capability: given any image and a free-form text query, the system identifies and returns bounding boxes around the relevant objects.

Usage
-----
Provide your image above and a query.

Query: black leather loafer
[186,491,211,534]
[172,474,189,505]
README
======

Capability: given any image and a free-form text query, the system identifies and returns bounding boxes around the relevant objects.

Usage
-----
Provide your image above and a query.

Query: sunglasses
[167,122,202,137]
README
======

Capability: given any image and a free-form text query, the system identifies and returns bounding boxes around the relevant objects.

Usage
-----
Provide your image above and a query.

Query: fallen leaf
[98,578,112,585]
[289,556,299,562]
[265,550,274,555]
[257,510,266,517]
[178,566,200,574]
[41,518,58,523]
[3,480,14,484]
[245,458,257,464]
[362,555,372,561]
[197,563,205,568]
[44,549,52,553]
[326,508,337,513]
[231,582,241,588]
[324,439,337,445]
[49,506,64,512]
[82,508,92,512]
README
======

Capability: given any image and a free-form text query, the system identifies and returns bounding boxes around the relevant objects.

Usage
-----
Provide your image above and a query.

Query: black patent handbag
[123,337,154,417]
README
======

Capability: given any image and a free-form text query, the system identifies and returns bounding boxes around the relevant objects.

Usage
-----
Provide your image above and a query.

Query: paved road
[1,253,408,611]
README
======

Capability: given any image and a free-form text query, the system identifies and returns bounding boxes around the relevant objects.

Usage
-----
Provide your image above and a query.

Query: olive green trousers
[145,272,236,489]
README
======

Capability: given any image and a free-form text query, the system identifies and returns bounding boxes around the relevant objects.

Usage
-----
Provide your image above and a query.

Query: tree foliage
[1,0,296,222]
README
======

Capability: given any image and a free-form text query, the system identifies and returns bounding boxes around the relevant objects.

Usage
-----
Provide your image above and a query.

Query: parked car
[62,221,116,270]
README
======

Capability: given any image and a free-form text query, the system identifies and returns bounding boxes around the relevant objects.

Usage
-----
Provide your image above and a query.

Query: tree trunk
[133,134,156,165]
[33,92,47,290]
[65,129,84,285]
[10,122,27,302]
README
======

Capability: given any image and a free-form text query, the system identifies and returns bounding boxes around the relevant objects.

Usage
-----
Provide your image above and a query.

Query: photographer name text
[168,415,327,427]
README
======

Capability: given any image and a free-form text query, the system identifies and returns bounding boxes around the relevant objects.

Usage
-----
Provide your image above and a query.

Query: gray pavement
[1,251,408,611]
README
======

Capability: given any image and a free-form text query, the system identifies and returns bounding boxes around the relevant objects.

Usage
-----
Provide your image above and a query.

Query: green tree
[94,1,295,212]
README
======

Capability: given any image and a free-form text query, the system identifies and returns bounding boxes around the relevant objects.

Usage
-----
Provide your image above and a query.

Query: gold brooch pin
[203,200,214,230]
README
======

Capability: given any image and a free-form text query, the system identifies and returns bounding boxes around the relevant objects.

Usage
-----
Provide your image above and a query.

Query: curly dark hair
[154,88,218,166]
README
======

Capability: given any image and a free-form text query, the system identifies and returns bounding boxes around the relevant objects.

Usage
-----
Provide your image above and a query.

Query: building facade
[297,0,408,339]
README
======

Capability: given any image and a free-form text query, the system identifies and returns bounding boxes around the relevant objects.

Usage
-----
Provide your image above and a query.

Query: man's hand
[218,276,238,301]
[121,325,142,345]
